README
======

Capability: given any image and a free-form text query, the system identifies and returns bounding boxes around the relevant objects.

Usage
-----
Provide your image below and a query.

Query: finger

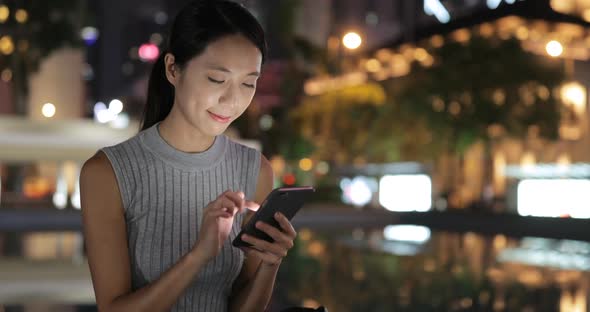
[243,247,282,264]
[217,197,238,214]
[207,209,233,219]
[275,212,297,238]
[255,221,293,249]
[241,234,287,257]
[224,192,245,212]
[244,201,260,212]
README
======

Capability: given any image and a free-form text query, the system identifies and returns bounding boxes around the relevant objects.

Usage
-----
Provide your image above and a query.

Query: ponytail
[140,52,175,131]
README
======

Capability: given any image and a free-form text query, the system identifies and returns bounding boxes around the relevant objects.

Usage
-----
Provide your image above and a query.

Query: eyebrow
[208,66,260,77]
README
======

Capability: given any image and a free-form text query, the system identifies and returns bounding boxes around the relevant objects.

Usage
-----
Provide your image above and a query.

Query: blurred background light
[109,113,130,129]
[546,40,563,57]
[299,158,313,172]
[379,174,432,212]
[340,176,377,207]
[424,0,451,23]
[0,5,9,23]
[561,81,587,115]
[108,99,123,115]
[0,36,14,55]
[517,179,590,218]
[15,9,28,23]
[80,27,99,46]
[41,103,56,118]
[94,102,113,123]
[259,114,274,130]
[149,33,163,46]
[383,225,431,244]
[138,43,159,62]
[342,32,362,50]
[154,11,168,25]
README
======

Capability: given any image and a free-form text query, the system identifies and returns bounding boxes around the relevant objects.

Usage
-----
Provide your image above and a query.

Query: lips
[208,111,232,123]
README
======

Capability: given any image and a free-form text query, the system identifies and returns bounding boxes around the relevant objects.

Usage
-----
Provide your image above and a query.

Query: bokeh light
[0,5,9,23]
[342,32,362,50]
[42,103,56,118]
[139,43,160,62]
[546,40,563,57]
[299,158,313,171]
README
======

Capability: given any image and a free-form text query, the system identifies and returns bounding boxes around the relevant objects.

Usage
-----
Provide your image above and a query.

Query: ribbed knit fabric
[100,122,261,311]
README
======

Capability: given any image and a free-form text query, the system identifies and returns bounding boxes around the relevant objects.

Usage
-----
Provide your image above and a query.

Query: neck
[158,106,216,153]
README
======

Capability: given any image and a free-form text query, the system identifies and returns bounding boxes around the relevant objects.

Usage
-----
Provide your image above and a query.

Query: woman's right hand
[192,190,259,262]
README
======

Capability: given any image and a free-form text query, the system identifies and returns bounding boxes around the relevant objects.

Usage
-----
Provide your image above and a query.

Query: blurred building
[300,0,590,215]
[28,48,86,120]
[0,79,13,114]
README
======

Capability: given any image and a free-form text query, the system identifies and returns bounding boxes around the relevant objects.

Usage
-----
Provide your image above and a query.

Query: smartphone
[232,186,315,248]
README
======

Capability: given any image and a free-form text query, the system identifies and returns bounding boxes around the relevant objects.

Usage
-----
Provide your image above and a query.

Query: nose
[219,83,239,110]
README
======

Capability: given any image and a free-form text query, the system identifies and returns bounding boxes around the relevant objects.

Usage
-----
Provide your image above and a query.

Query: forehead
[190,34,262,73]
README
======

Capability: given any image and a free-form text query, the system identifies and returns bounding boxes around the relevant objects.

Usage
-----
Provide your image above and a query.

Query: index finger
[224,191,245,210]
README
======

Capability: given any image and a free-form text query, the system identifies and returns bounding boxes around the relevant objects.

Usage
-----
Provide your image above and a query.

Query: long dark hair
[141,0,267,131]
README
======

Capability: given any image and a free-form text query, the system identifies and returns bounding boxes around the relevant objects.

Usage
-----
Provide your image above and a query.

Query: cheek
[236,89,256,113]
[176,80,219,112]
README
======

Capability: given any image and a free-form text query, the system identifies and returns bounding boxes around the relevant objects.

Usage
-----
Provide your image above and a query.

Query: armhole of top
[99,147,131,213]
[246,148,262,201]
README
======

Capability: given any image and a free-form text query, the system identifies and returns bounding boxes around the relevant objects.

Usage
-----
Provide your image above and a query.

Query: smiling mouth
[207,111,232,123]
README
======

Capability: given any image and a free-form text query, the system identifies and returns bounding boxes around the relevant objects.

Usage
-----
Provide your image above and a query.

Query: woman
[80,1,296,311]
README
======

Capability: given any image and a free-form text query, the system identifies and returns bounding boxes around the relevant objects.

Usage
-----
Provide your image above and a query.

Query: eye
[242,83,256,89]
[208,77,225,84]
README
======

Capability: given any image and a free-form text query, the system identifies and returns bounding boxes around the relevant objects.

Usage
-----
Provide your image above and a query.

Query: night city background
[1,0,590,311]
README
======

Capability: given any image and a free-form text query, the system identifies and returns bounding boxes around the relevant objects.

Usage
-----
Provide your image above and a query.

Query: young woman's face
[167,34,262,136]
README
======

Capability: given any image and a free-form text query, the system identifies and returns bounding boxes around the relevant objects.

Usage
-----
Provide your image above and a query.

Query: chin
[184,115,228,137]
[210,127,228,136]
[205,122,232,136]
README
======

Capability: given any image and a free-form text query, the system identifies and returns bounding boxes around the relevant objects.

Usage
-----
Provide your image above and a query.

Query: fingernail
[275,212,280,218]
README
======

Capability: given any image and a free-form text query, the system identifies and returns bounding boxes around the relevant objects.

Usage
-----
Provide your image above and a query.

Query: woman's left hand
[240,212,297,266]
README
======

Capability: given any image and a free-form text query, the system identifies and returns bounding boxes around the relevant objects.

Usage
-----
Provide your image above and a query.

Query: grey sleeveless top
[100,122,261,312]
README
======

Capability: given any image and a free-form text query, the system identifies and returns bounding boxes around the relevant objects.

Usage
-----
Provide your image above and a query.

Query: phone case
[232,186,315,248]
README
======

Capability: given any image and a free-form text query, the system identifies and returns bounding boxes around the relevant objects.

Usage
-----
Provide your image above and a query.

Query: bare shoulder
[80,150,122,212]
[81,151,111,180]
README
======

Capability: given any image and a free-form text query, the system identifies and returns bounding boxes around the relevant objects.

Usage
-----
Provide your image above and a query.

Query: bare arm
[229,154,282,312]
[81,151,212,312]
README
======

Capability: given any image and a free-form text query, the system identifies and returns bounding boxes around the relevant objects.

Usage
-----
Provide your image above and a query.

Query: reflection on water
[0,229,588,311]
[0,232,84,260]
[276,228,589,312]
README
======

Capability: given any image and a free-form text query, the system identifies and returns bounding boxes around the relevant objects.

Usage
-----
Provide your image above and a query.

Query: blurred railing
[1,204,589,241]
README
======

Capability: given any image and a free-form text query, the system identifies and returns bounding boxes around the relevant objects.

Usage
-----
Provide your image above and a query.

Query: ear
[164,53,179,87]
